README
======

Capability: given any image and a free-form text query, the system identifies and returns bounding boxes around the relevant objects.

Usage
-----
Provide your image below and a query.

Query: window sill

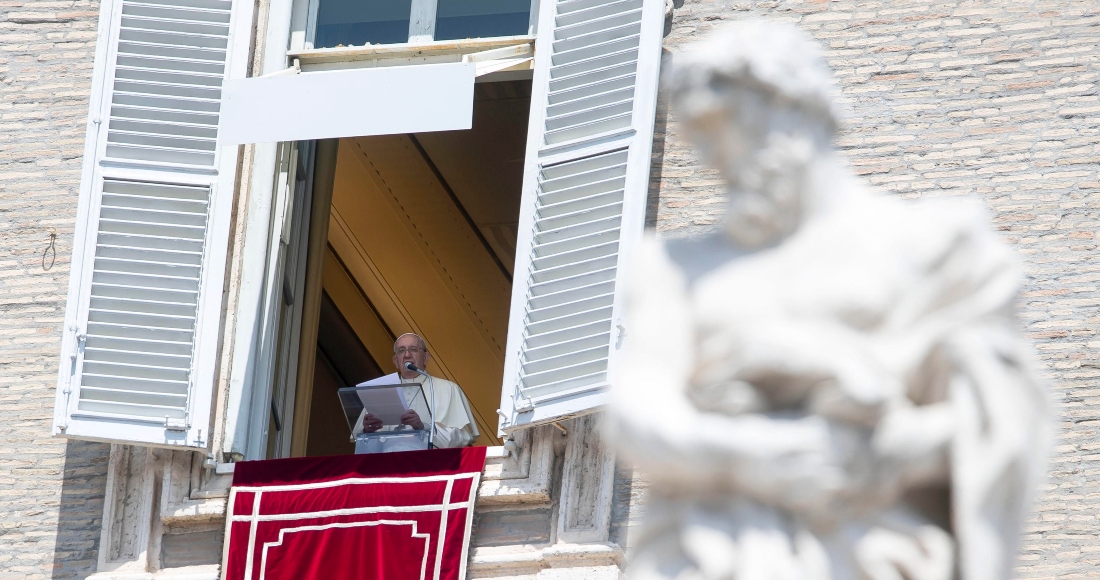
[288,35,535,68]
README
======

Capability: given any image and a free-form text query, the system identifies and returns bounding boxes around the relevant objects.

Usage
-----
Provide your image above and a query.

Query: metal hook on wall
[42,228,57,271]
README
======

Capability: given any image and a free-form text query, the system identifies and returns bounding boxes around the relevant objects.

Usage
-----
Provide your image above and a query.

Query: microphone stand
[405,362,436,449]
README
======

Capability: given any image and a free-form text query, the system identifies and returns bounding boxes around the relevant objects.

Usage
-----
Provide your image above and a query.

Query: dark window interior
[306,291,384,456]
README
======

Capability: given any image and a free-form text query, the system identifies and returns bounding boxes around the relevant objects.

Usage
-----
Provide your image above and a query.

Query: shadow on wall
[51,440,110,579]
[645,49,673,229]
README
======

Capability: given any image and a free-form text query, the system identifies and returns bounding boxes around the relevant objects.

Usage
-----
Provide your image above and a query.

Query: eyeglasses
[395,347,424,356]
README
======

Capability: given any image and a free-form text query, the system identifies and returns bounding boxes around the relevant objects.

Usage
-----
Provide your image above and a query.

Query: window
[315,0,412,48]
[311,0,533,49]
[435,0,532,41]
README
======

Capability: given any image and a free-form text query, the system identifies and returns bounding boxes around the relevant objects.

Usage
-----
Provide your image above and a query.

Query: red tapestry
[222,447,487,580]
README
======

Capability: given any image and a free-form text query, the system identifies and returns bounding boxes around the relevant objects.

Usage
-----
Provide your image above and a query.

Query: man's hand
[401,409,425,430]
[362,413,383,433]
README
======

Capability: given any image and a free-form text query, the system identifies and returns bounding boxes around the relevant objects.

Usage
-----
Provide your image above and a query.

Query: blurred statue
[608,20,1050,580]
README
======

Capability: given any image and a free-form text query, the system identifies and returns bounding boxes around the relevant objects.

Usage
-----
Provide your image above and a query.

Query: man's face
[393,335,429,379]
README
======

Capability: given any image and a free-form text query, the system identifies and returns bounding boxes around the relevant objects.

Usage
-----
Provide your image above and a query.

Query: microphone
[403,361,435,448]
[404,361,429,376]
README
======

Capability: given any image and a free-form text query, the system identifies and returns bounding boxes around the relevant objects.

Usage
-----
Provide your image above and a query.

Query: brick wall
[647,1,1100,577]
[0,0,110,578]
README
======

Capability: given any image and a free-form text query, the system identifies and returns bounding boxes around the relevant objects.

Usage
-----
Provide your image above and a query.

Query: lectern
[337,383,431,454]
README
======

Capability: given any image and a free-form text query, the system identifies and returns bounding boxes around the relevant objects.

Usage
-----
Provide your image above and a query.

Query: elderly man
[351,333,478,449]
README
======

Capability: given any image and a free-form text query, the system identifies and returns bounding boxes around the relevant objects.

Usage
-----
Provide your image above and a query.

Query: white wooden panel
[498,0,664,433]
[218,62,475,144]
[54,0,253,449]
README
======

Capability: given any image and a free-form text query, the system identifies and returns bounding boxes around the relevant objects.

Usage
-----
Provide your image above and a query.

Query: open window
[233,0,667,458]
[55,0,665,458]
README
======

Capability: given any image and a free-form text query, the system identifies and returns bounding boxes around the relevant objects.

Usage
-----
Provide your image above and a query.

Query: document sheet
[357,386,410,426]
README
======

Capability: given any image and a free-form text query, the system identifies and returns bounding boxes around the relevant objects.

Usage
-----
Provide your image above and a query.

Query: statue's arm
[609,240,850,514]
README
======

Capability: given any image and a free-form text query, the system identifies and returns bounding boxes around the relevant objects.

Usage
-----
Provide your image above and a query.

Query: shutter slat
[83,360,189,382]
[548,85,634,119]
[529,280,616,313]
[86,335,193,356]
[88,310,197,331]
[532,240,617,271]
[120,14,230,35]
[521,332,610,362]
[529,266,617,300]
[91,282,198,303]
[107,129,217,152]
[545,99,634,131]
[116,54,225,75]
[554,9,641,41]
[77,399,188,419]
[79,387,188,409]
[111,105,218,126]
[87,320,194,344]
[539,191,623,219]
[84,346,191,369]
[527,302,614,336]
[556,0,641,24]
[129,0,233,12]
[521,358,608,389]
[536,202,624,233]
[117,41,226,64]
[90,295,200,317]
[552,27,640,59]
[522,344,608,375]
[544,112,632,144]
[109,119,219,139]
[96,234,202,253]
[105,144,216,166]
[115,66,224,87]
[530,253,618,285]
[527,292,614,323]
[123,3,232,24]
[111,93,221,113]
[83,373,189,395]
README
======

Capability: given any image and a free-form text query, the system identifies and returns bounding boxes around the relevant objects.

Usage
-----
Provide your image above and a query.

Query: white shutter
[498,0,664,431]
[52,0,252,448]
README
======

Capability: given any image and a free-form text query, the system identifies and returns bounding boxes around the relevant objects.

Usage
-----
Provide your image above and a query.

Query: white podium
[338,383,432,454]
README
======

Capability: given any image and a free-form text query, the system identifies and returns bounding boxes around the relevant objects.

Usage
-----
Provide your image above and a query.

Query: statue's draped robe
[611,193,1050,580]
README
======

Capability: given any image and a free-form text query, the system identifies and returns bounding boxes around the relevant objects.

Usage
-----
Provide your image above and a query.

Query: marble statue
[608,20,1051,580]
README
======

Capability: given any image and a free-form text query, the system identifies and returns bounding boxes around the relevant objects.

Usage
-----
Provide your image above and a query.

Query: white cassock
[351,372,479,448]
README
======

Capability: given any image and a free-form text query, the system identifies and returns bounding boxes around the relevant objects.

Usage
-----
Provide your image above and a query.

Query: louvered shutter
[498,0,664,431]
[52,0,252,448]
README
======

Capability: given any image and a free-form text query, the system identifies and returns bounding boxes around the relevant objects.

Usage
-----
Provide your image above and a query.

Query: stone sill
[288,36,535,67]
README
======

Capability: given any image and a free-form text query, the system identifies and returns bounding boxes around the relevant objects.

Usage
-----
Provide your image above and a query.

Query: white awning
[218,62,475,144]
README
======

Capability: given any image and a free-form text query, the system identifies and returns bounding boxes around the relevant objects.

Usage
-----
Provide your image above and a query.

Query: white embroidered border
[257,520,430,580]
[226,471,482,580]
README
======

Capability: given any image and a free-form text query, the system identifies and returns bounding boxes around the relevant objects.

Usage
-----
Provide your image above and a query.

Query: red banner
[222,447,487,580]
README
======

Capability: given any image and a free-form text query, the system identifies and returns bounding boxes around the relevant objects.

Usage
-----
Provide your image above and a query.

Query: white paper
[357,386,409,426]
